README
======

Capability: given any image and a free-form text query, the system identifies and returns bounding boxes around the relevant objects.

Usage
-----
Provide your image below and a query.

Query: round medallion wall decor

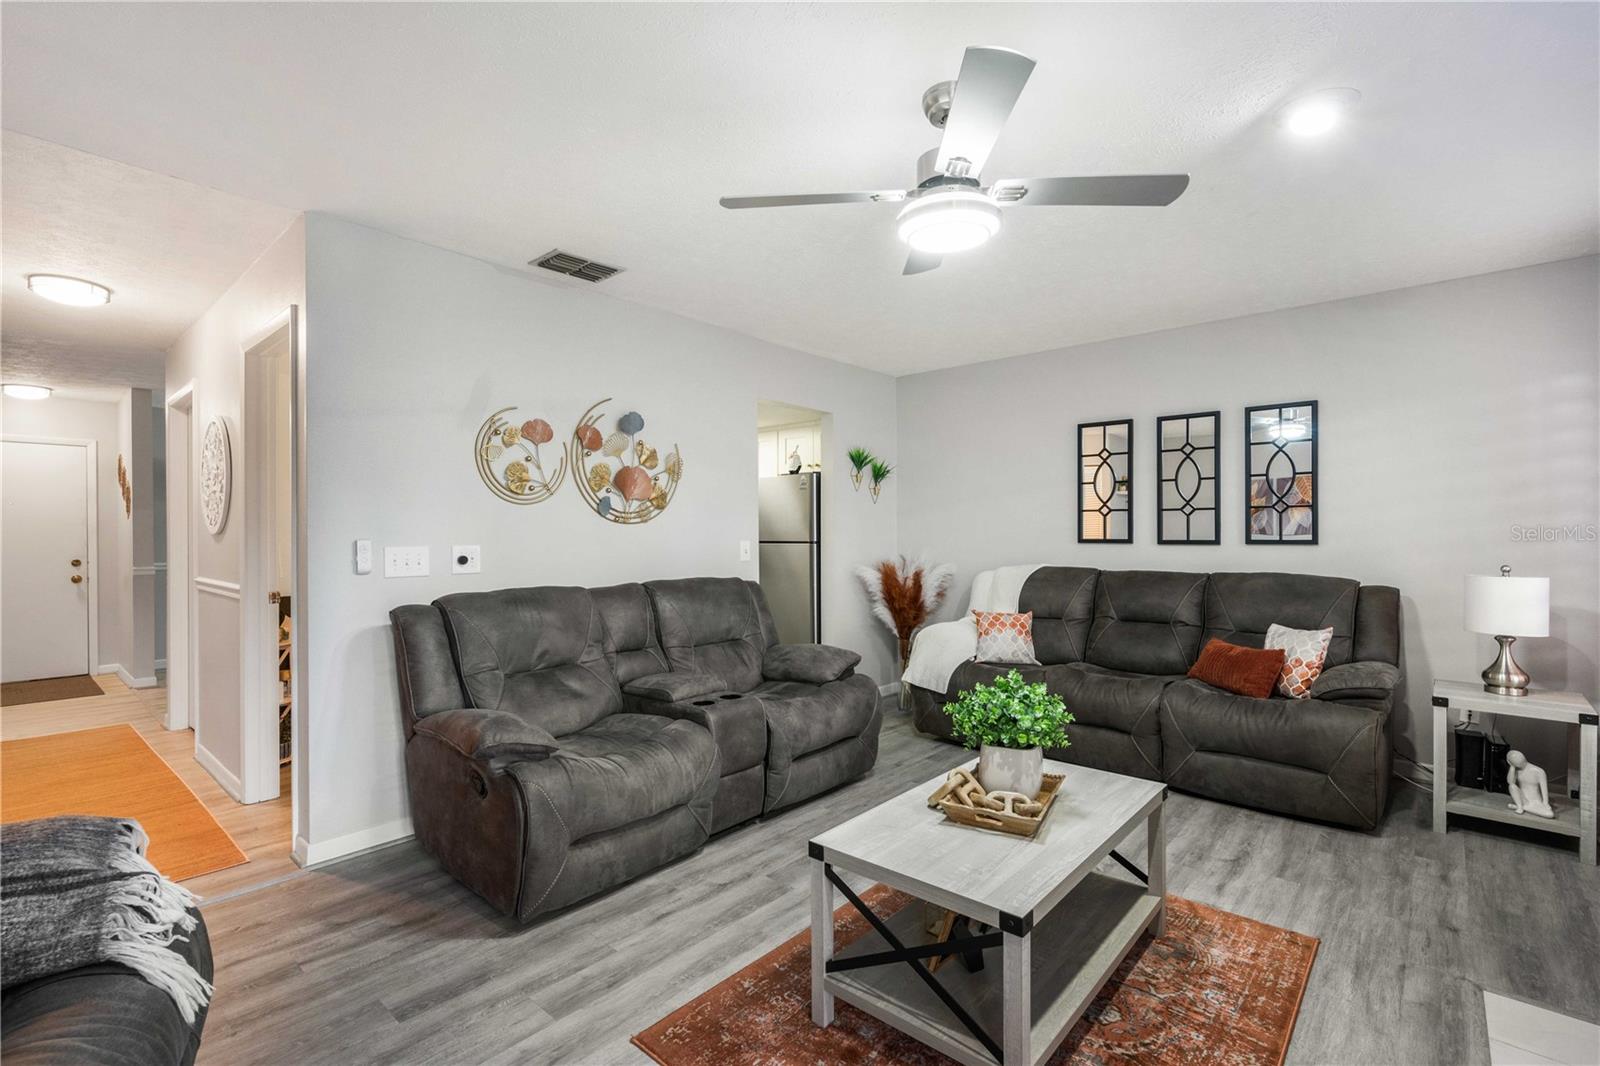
[569,398,683,525]
[473,407,568,505]
[200,416,232,534]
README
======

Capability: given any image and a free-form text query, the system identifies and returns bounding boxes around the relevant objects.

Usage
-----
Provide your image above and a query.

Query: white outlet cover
[451,545,481,574]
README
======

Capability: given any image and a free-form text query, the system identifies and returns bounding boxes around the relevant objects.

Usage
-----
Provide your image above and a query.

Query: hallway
[0,673,296,900]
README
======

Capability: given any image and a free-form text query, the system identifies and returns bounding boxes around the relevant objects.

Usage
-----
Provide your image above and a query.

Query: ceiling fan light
[896,189,1001,254]
[26,273,112,307]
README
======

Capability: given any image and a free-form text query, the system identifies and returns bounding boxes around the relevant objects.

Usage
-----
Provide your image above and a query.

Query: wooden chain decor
[926,767,1064,838]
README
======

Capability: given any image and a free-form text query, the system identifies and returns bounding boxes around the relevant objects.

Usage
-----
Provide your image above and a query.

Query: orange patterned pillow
[972,610,1039,665]
[1264,623,1334,699]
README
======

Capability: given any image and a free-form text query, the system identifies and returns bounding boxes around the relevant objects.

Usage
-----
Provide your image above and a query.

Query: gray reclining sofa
[391,576,881,921]
[908,568,1401,829]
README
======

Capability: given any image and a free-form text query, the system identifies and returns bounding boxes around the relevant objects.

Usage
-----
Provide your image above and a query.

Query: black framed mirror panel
[1078,419,1133,543]
[1245,400,1317,544]
[1156,411,1220,544]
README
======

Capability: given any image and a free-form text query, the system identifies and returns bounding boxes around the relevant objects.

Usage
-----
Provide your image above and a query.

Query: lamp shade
[1464,573,1549,637]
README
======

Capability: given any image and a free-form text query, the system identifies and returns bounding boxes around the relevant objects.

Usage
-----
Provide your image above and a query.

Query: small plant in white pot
[947,669,1073,797]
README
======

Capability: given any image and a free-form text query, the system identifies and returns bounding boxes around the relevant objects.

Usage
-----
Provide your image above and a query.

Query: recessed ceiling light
[1279,88,1361,138]
[896,188,1002,254]
[3,384,53,400]
[26,273,112,307]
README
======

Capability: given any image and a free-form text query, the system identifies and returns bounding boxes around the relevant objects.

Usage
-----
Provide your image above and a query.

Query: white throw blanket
[901,564,1044,693]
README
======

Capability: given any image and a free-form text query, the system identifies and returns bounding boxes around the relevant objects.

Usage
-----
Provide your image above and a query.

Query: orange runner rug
[635,884,1317,1066]
[1,724,247,882]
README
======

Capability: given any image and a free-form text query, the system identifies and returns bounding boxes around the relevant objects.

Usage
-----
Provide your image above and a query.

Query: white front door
[2,440,92,682]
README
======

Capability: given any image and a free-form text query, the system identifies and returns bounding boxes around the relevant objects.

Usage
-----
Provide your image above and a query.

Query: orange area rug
[1,724,247,882]
[635,884,1318,1066]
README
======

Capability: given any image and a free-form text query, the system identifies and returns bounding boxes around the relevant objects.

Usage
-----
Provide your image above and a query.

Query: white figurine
[1506,750,1555,819]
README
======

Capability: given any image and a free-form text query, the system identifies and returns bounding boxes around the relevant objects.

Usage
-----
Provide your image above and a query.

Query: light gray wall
[896,256,1600,775]
[300,214,899,856]
[167,216,306,793]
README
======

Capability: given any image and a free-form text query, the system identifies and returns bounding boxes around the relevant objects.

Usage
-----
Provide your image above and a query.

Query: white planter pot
[976,744,1044,798]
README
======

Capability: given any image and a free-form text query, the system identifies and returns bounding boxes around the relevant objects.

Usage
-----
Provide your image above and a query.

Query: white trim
[97,662,122,676]
[878,681,902,697]
[195,576,242,599]
[165,383,195,732]
[2,433,100,679]
[240,308,298,807]
[194,741,244,802]
[154,658,168,671]
[117,664,158,690]
[132,565,159,577]
[293,818,415,868]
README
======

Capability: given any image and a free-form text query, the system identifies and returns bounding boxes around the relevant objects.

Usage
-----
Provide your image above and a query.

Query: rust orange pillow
[1187,639,1287,699]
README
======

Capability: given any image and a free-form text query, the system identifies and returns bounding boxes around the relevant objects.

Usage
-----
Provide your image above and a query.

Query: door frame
[163,383,196,731]
[2,434,100,678]
[239,306,301,807]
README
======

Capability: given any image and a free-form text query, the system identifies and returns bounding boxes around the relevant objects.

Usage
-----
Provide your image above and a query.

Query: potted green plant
[867,459,894,502]
[847,447,875,491]
[946,669,1073,796]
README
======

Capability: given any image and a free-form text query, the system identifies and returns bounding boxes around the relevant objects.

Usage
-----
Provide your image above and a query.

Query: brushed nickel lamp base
[1481,635,1531,697]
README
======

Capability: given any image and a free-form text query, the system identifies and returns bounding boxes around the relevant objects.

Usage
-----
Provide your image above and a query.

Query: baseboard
[95,662,121,678]
[878,680,902,697]
[193,743,244,802]
[293,817,415,868]
[117,665,158,690]
[154,658,167,671]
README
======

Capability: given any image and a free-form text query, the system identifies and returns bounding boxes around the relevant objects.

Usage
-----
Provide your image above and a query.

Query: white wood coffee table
[809,759,1167,1066]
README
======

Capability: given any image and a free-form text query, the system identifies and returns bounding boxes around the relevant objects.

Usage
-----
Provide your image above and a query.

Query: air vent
[531,249,623,283]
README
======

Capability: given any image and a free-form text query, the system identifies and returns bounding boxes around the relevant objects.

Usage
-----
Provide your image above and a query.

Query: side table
[1431,679,1596,864]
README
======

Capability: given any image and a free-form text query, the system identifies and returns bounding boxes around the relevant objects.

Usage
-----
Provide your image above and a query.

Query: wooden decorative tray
[927,767,1064,838]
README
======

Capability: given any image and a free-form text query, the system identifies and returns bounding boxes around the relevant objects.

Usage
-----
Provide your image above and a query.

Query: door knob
[70,559,82,567]
[70,575,84,584]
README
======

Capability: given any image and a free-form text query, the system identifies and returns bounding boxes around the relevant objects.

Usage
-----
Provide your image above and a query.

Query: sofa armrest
[412,708,558,762]
[1310,661,1402,703]
[763,643,861,684]
[623,671,726,703]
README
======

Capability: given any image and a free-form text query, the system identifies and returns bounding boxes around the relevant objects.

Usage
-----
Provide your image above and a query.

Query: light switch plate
[739,540,751,562]
[383,546,430,578]
[354,539,372,575]
[451,545,481,574]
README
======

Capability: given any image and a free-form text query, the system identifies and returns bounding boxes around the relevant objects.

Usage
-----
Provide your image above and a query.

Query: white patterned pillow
[1264,623,1333,699]
[972,610,1039,665]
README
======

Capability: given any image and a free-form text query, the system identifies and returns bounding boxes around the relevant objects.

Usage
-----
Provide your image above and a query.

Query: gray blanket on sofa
[0,816,213,1023]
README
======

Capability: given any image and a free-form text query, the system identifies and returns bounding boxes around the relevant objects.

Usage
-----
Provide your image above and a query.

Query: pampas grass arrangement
[856,555,955,669]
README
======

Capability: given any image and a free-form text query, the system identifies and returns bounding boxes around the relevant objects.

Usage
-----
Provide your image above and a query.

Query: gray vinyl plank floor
[197,706,1600,1065]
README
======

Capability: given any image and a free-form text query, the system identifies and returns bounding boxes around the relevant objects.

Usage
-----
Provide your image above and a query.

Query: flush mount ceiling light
[1278,88,1361,138]
[26,273,112,307]
[3,384,52,400]
[895,188,1003,255]
[1269,422,1309,440]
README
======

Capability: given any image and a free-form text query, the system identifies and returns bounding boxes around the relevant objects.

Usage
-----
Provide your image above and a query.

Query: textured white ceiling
[0,132,296,390]
[3,3,1596,376]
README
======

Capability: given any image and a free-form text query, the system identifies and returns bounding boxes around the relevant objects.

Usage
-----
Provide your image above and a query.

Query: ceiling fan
[720,46,1190,275]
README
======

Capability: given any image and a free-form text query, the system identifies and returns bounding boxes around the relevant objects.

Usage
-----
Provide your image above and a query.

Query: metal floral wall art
[569,399,683,524]
[474,407,568,505]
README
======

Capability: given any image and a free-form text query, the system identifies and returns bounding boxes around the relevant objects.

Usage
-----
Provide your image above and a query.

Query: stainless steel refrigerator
[758,473,820,644]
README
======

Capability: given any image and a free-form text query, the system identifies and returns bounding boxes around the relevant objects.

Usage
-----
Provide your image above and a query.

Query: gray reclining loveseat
[391,576,881,921]
[908,568,1401,829]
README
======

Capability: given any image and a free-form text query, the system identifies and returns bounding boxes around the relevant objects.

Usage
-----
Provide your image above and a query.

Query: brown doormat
[1,724,247,882]
[1,673,104,706]
[634,884,1318,1066]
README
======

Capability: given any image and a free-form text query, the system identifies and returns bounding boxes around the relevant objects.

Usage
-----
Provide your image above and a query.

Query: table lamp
[1464,565,1549,696]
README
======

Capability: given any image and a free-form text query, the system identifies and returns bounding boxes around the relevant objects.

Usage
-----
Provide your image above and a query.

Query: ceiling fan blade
[990,174,1191,207]
[719,191,906,209]
[903,249,943,275]
[935,46,1036,178]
